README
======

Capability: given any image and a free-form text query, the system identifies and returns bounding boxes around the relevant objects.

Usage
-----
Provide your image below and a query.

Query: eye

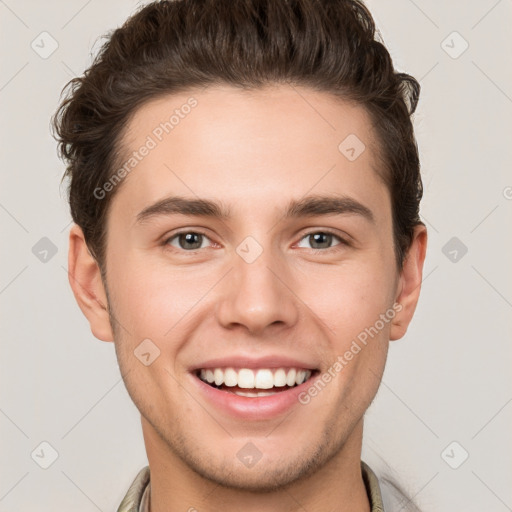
[163,230,348,253]
[296,231,347,251]
[165,231,212,251]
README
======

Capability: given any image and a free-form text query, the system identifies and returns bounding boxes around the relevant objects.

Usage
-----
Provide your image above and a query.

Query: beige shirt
[116,460,385,512]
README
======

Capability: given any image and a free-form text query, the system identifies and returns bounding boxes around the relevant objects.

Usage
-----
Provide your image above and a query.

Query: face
[95,85,407,490]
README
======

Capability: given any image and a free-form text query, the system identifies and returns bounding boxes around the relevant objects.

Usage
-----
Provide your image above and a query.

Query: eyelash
[162,229,350,254]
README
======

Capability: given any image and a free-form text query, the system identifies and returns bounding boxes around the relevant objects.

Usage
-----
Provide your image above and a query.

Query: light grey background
[1,1,511,510]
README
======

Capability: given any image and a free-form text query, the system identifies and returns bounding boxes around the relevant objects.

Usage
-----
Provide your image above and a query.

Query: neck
[142,417,371,512]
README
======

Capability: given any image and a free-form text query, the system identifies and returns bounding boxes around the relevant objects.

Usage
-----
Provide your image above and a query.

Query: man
[53,1,427,510]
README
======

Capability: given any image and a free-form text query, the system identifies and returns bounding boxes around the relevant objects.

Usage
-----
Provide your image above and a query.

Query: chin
[163,425,342,493]
[183,456,317,493]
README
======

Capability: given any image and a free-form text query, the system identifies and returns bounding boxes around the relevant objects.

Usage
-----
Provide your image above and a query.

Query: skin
[68,84,427,512]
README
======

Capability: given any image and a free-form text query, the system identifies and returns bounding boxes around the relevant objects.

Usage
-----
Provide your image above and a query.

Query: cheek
[299,259,396,345]
[107,253,213,340]
[317,272,392,414]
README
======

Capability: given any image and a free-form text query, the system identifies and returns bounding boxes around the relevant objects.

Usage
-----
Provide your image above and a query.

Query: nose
[215,244,300,336]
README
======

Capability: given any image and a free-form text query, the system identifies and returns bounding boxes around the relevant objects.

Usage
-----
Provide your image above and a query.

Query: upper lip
[191,355,319,371]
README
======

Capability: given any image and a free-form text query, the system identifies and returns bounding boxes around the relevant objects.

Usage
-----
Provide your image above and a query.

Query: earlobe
[389,224,428,341]
[67,224,114,342]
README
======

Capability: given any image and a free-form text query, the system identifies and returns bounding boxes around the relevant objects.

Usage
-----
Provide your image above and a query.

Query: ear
[390,224,428,341]
[67,224,114,342]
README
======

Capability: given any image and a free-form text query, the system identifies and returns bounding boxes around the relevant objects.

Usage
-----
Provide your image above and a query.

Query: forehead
[111,84,389,223]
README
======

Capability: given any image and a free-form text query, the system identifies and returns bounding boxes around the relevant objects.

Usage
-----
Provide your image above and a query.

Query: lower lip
[190,372,318,421]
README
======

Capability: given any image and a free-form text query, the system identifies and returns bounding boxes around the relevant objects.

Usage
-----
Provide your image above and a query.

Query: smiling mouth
[195,367,318,397]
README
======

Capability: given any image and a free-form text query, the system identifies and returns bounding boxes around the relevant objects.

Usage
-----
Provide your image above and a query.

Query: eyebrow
[135,194,375,225]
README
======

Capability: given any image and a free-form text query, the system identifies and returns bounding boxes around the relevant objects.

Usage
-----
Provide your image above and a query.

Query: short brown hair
[53,0,423,272]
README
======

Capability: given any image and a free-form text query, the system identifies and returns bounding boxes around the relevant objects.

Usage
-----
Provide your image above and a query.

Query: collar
[117,460,385,512]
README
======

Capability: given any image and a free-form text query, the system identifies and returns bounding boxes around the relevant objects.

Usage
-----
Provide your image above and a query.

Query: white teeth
[286,368,296,386]
[254,369,274,389]
[238,368,255,389]
[214,368,223,386]
[234,390,258,397]
[224,368,238,387]
[200,369,215,383]
[273,368,287,387]
[234,390,278,397]
[198,367,314,390]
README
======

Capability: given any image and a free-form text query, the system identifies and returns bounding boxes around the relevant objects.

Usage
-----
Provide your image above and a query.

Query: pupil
[179,232,202,250]
[310,232,331,249]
